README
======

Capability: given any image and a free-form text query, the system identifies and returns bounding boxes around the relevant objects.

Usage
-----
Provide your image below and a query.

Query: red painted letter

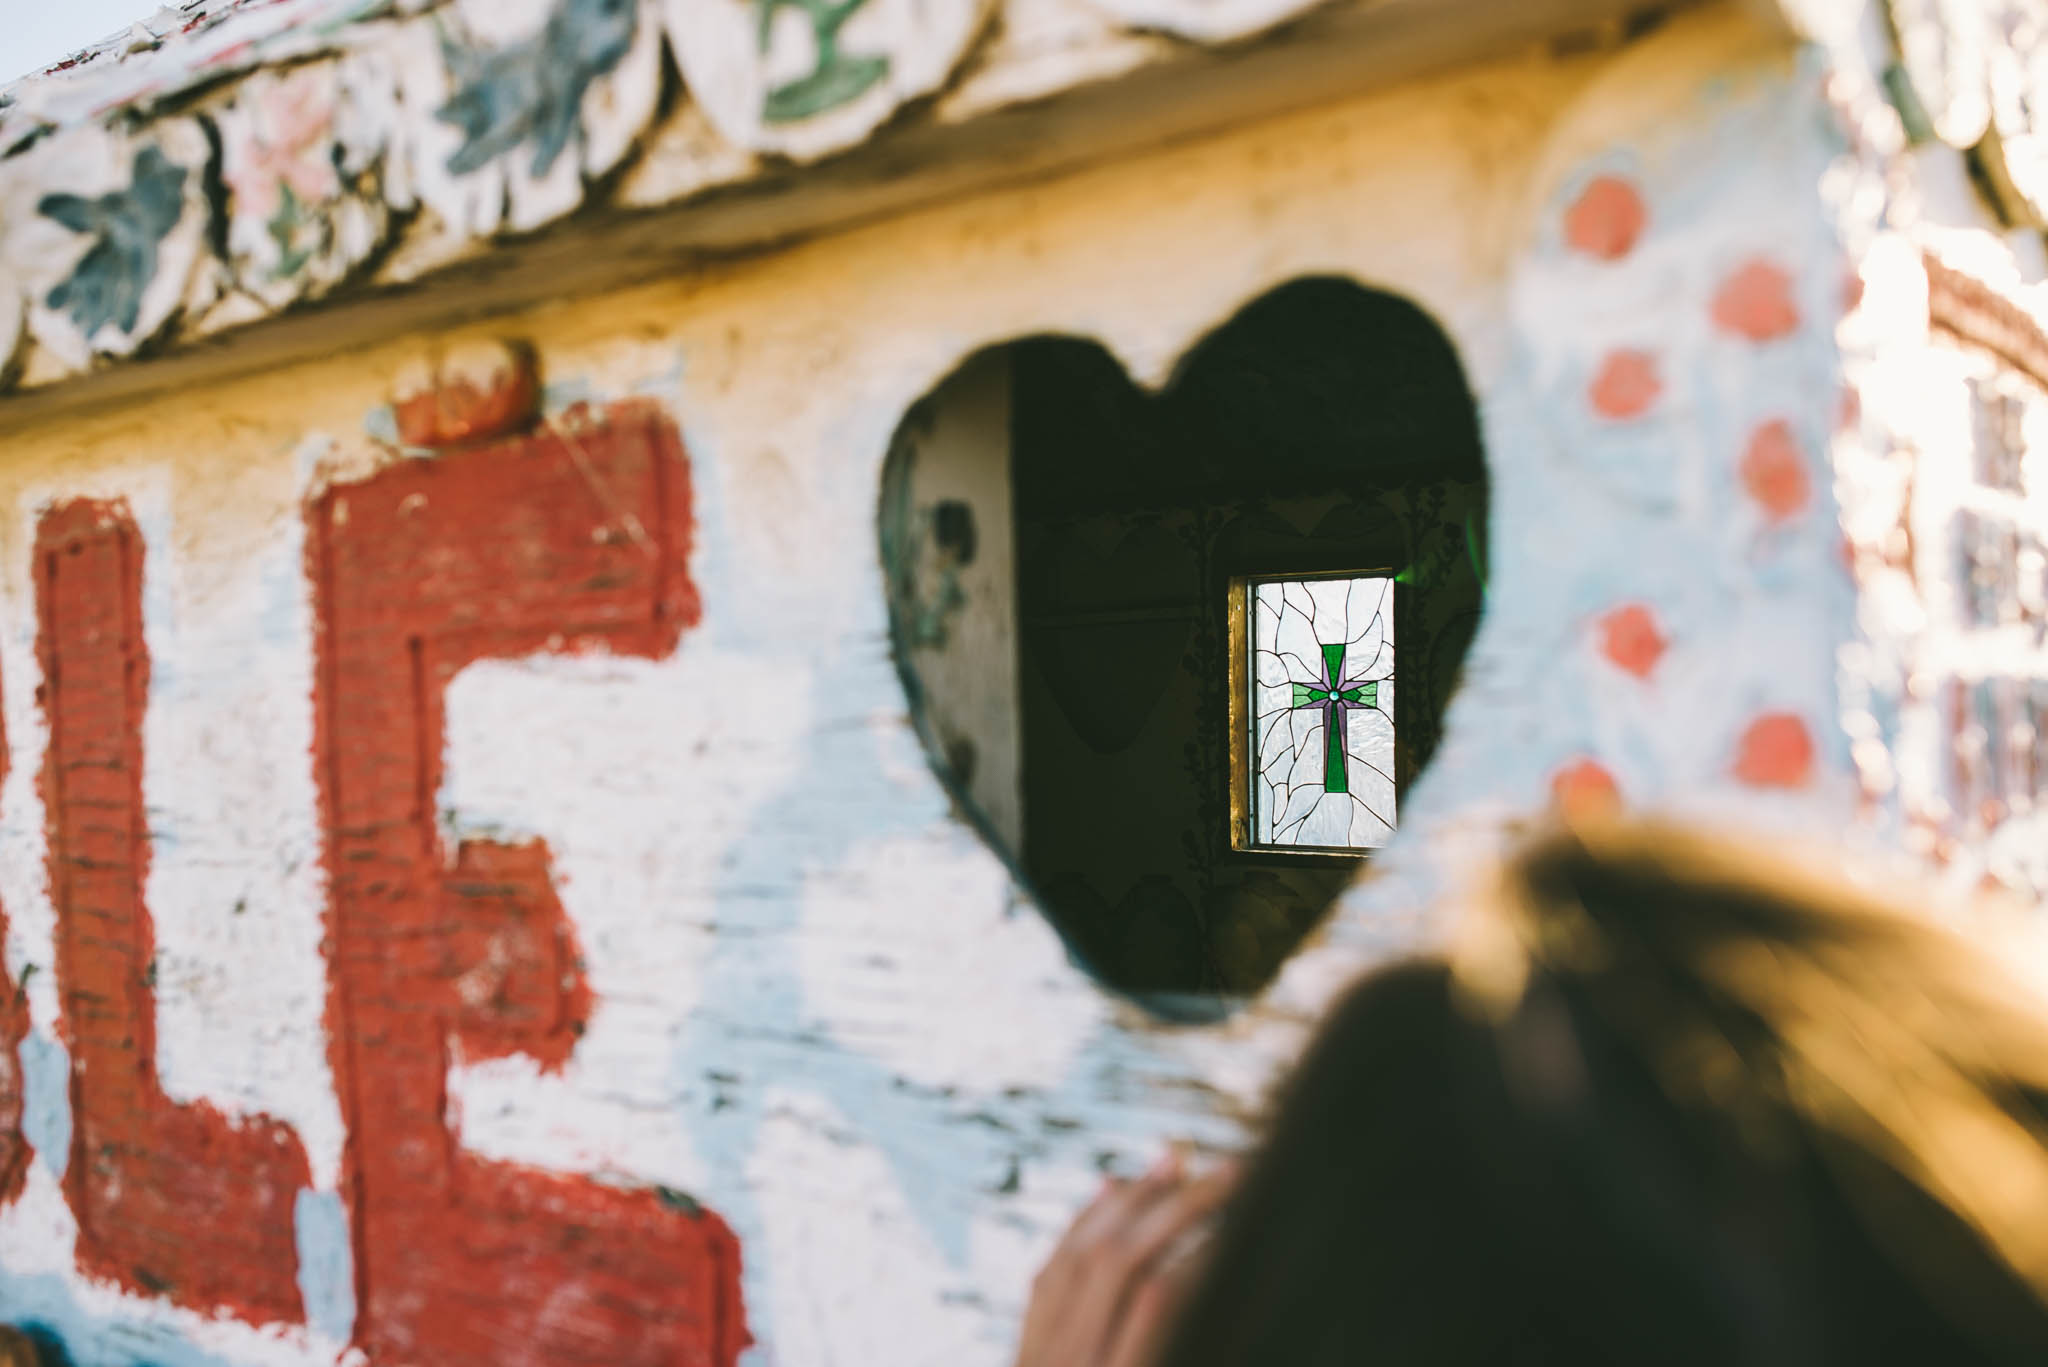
[310,402,746,1366]
[36,500,311,1324]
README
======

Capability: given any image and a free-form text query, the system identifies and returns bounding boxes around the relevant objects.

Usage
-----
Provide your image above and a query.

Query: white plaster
[438,643,812,1187]
[794,830,1099,1092]
[133,491,342,1189]
[737,1088,989,1367]
[0,10,2003,1364]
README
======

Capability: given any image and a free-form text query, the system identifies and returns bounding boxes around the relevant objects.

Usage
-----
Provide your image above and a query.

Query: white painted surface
[0,7,2030,1363]
[885,352,1026,853]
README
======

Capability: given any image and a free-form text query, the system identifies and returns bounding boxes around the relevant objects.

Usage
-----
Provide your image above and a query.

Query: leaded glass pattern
[1250,575,1395,850]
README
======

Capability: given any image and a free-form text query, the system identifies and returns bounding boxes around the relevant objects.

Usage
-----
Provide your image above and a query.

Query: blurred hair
[1153,820,2048,1366]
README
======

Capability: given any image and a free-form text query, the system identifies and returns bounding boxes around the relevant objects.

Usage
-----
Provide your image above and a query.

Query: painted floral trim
[1,0,1313,388]
[37,145,187,338]
[756,0,888,124]
[224,68,344,281]
[437,0,640,177]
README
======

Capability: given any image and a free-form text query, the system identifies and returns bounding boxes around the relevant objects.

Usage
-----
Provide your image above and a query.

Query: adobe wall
[0,8,1872,1364]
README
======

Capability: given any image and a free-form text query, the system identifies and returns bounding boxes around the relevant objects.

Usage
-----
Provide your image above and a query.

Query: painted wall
[883,351,1026,856]
[0,7,1897,1364]
[1797,0,2048,912]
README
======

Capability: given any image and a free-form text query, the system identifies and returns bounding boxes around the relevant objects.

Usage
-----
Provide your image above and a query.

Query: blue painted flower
[437,0,639,178]
[38,145,187,339]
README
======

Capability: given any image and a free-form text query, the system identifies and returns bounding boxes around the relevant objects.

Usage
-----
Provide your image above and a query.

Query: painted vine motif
[755,0,888,123]
[1,0,991,385]
[438,0,641,176]
[37,146,186,339]
[224,71,344,282]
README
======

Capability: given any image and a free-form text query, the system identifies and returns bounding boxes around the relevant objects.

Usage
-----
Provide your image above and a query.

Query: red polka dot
[1597,603,1666,679]
[1590,349,1661,419]
[1734,713,1814,788]
[1739,420,1811,523]
[1565,176,1646,261]
[1713,258,1800,342]
[1551,760,1622,819]
[1841,266,1865,317]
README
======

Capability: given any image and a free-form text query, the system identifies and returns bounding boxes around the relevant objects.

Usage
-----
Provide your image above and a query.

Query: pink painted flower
[224,68,340,222]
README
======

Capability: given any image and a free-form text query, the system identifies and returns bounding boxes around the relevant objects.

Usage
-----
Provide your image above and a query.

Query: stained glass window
[1247,575,1396,851]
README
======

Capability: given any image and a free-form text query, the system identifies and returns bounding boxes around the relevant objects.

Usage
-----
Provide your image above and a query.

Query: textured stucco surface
[0,6,2019,1362]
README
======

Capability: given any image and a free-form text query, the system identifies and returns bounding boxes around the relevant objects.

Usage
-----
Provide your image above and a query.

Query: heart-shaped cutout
[882,278,1487,1011]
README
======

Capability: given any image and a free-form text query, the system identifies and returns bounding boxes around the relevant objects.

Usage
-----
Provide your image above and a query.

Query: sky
[1,0,168,82]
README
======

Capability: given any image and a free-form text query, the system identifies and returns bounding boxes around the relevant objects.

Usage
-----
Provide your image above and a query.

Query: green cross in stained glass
[1287,642,1379,796]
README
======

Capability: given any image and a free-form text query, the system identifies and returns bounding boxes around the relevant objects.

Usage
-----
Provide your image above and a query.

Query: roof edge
[0,0,1690,409]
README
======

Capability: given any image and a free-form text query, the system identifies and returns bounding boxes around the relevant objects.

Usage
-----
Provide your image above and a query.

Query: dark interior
[1011,278,1488,1002]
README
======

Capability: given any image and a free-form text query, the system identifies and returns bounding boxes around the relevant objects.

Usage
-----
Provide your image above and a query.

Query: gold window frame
[1227,568,1400,859]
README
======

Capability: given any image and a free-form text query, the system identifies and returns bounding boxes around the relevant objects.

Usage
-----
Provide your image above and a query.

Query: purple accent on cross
[1289,642,1377,794]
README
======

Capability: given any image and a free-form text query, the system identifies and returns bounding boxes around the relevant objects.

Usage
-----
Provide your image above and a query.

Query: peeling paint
[0,7,2037,1363]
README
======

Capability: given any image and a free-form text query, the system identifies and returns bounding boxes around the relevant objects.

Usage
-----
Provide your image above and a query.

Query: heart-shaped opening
[882,278,1487,1015]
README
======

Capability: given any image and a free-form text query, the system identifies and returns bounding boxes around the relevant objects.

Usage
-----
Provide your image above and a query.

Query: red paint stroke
[1712,258,1800,343]
[1589,349,1661,420]
[309,400,747,1367]
[1551,759,1622,820]
[1596,603,1666,680]
[0,666,26,1210]
[393,345,541,449]
[1564,175,1646,261]
[1740,420,1811,523]
[35,500,310,1326]
[1734,712,1815,788]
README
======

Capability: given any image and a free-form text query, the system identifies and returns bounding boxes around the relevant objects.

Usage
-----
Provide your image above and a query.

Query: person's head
[1155,819,2048,1366]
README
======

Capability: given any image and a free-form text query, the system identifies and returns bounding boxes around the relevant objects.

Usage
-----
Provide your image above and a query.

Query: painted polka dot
[1590,349,1661,419]
[1564,176,1646,261]
[1712,258,1800,342]
[1734,713,1814,788]
[1739,420,1811,523]
[1597,603,1666,679]
[1551,759,1622,819]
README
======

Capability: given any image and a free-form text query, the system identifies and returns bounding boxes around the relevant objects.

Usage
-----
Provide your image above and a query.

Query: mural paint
[0,8,2040,1365]
[754,0,889,123]
[0,0,1011,376]
[216,61,394,306]
[1269,21,1864,1024]
[36,501,313,1329]
[307,401,747,1367]
[437,0,642,177]
[36,150,187,342]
